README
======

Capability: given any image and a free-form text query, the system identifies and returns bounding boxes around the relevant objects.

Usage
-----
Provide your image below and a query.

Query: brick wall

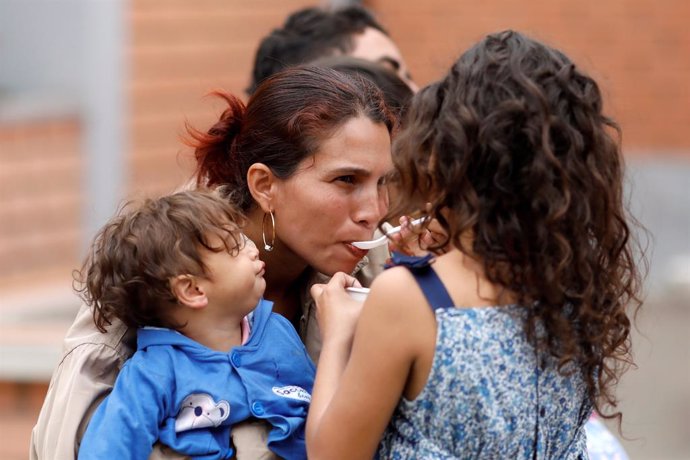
[126,0,690,202]
[0,381,49,460]
[127,0,316,197]
[0,118,82,289]
[370,0,690,152]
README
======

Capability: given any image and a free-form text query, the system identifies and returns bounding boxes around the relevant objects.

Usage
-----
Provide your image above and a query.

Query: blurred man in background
[247,5,418,94]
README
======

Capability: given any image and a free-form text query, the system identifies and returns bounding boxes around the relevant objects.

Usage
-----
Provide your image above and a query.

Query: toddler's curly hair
[74,188,245,332]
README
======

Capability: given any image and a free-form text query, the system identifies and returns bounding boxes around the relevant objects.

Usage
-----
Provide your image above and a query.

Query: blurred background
[0,0,687,458]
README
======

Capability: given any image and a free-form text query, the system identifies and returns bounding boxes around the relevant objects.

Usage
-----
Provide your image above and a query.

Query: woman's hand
[310,272,364,348]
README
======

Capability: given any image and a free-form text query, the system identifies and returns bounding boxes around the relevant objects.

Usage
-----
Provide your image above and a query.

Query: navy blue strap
[386,253,454,311]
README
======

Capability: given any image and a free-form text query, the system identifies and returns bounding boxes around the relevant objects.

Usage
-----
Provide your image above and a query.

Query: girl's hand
[388,215,449,256]
[310,272,364,347]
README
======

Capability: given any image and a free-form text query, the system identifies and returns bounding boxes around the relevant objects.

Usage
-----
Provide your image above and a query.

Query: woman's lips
[345,243,369,258]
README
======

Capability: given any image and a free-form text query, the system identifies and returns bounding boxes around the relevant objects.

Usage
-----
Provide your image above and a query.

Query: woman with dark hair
[191,66,394,341]
[312,56,414,119]
[307,30,644,459]
[32,66,395,460]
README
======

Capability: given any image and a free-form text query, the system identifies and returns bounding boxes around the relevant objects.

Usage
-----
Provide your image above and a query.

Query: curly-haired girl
[307,30,644,459]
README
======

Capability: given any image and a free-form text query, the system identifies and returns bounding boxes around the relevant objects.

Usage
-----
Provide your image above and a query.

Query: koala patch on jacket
[175,393,230,432]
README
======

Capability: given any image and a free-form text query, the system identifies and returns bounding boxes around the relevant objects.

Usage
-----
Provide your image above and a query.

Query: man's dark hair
[247,6,387,94]
[313,56,413,118]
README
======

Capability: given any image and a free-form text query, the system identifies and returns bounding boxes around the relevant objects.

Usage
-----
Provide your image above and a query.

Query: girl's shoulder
[375,252,436,290]
[365,258,441,333]
[374,251,478,310]
[369,261,425,302]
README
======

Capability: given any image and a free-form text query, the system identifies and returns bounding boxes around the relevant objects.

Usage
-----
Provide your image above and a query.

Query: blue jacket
[78,299,315,460]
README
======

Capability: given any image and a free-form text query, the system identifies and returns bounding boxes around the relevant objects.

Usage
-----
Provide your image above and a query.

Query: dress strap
[386,253,454,311]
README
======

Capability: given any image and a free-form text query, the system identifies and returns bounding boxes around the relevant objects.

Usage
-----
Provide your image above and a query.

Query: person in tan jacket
[31,65,393,459]
[32,5,416,458]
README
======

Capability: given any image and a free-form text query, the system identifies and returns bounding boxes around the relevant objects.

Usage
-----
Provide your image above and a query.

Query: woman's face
[272,115,393,276]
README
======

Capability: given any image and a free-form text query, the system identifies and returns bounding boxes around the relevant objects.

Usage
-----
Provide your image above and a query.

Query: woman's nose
[354,186,387,227]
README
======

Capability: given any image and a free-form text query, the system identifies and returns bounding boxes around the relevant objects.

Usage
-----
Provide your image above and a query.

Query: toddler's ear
[170,275,208,309]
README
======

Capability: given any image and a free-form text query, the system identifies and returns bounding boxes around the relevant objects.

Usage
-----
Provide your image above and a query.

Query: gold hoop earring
[262,211,276,252]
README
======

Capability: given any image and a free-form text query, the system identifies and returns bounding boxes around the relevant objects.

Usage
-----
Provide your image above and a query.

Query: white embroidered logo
[175,393,230,432]
[272,385,312,402]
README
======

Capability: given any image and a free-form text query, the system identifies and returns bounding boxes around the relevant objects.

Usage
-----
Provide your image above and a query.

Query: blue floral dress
[585,415,629,460]
[376,254,591,459]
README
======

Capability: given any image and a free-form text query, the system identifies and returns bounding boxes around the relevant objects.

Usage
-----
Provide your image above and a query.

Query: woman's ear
[170,275,208,309]
[246,163,276,213]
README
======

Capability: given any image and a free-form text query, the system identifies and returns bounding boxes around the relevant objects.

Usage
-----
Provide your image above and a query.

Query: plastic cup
[345,286,370,303]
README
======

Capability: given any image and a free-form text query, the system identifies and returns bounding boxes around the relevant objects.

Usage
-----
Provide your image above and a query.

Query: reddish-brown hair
[189,66,394,211]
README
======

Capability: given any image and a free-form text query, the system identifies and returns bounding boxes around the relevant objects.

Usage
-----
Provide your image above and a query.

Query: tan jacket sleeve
[299,243,390,364]
[30,304,134,459]
[356,241,389,286]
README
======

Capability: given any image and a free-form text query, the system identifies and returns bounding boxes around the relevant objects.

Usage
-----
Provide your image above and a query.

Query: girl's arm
[307,268,433,459]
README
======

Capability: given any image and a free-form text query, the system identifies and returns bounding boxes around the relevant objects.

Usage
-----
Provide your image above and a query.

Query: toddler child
[76,189,314,460]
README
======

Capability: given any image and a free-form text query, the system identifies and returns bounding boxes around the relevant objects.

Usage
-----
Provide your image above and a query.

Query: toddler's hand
[310,272,364,347]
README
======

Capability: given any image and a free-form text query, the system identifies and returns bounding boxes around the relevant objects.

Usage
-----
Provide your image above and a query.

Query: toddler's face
[201,233,266,314]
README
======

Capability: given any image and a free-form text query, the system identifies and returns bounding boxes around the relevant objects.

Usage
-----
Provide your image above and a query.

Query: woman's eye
[336,176,355,184]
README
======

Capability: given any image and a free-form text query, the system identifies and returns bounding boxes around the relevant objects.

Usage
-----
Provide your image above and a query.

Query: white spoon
[351,217,427,250]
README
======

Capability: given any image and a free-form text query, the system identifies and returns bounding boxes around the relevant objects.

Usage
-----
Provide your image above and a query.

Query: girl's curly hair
[74,188,245,332]
[387,30,645,422]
